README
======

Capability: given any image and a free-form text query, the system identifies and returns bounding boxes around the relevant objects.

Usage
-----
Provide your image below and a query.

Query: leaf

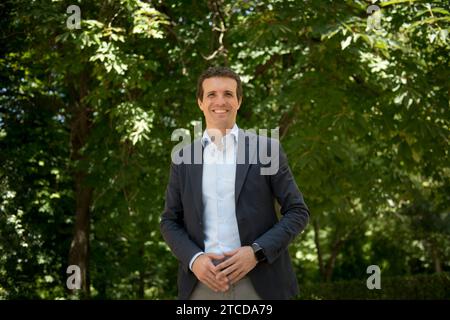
[341,36,352,50]
[55,32,69,43]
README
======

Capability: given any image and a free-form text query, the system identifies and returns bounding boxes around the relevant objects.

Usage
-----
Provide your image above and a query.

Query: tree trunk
[68,72,93,298]
[324,238,344,282]
[313,219,325,281]
[138,269,145,299]
[430,241,442,273]
[68,174,93,298]
[138,246,145,299]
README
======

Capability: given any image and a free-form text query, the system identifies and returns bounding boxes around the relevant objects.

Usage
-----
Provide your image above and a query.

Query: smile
[212,110,229,114]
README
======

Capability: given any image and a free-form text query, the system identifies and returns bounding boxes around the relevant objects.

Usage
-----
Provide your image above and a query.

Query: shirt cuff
[189,252,204,271]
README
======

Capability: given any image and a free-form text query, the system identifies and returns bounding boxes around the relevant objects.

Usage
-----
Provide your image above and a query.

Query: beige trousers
[189,276,262,300]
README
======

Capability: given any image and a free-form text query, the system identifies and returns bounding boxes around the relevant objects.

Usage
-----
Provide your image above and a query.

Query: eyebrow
[207,90,234,94]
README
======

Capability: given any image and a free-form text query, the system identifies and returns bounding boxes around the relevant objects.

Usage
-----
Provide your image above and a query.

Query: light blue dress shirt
[189,124,241,270]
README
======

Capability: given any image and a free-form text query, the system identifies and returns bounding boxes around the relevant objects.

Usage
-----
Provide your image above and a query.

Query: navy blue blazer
[160,129,310,299]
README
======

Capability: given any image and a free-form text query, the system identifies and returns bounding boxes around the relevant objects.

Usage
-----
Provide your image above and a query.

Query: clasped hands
[192,246,257,292]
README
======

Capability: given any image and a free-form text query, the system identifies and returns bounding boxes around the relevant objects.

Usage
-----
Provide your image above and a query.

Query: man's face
[198,77,241,131]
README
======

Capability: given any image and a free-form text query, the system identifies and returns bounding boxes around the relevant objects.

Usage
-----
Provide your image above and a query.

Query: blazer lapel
[235,129,257,204]
[188,139,204,223]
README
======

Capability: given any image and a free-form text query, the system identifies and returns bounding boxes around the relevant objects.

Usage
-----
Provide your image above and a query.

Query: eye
[208,93,215,97]
[225,92,233,97]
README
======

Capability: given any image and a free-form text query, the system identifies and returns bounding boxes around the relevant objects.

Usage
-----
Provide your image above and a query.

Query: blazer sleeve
[160,161,203,272]
[254,140,310,264]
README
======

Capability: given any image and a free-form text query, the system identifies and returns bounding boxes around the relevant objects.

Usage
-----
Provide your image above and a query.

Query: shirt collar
[201,123,239,147]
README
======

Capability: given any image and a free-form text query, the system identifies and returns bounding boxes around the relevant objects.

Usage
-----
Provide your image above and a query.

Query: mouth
[212,109,229,114]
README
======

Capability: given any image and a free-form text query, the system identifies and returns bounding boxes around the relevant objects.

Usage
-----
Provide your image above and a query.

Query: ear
[237,97,242,110]
[197,98,204,111]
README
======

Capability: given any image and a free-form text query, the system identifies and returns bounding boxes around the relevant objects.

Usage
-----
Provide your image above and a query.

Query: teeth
[213,110,227,114]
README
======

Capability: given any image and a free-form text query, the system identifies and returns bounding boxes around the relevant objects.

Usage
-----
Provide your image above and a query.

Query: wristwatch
[251,243,266,263]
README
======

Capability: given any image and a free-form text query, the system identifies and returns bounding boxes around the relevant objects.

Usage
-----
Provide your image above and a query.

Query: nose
[216,94,226,106]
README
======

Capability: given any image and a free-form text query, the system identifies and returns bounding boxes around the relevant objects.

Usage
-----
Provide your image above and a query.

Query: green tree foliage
[1,0,449,299]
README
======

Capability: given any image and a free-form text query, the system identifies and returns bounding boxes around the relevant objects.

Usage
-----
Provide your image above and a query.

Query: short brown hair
[196,66,243,102]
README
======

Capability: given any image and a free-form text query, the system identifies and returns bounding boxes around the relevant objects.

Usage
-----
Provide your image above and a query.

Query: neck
[206,124,235,137]
[206,124,235,147]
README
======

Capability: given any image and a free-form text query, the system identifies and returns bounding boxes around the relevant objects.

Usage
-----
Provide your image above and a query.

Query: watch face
[252,244,265,262]
[255,250,264,261]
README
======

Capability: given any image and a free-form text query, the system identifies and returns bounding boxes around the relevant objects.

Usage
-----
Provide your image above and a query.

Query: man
[160,66,309,300]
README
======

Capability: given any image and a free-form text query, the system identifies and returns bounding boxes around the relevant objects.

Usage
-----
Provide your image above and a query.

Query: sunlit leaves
[341,35,352,50]
[111,102,154,145]
[132,1,169,39]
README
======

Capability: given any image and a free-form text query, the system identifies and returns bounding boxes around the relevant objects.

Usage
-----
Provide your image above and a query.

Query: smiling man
[197,74,240,136]
[160,66,310,300]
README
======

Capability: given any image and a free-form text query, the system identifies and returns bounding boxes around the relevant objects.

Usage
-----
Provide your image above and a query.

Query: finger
[227,264,247,283]
[214,258,233,272]
[207,262,219,274]
[217,264,238,279]
[227,268,241,283]
[207,270,221,283]
[204,271,226,292]
[202,278,221,292]
[223,248,239,257]
[214,275,229,288]
[215,253,240,272]
[207,276,229,292]
[215,271,228,282]
[215,273,230,286]
[216,280,230,292]
[230,270,245,285]
[207,270,228,287]
[206,253,225,261]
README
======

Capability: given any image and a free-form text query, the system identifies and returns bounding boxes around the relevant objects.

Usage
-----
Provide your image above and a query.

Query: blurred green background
[1,0,449,299]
